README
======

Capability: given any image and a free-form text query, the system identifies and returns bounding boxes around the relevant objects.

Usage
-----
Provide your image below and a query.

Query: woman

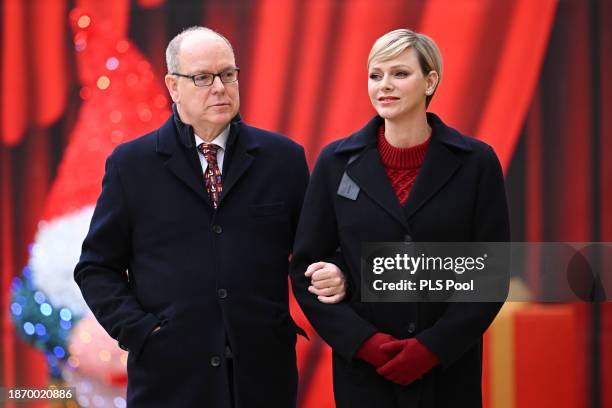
[291,29,509,407]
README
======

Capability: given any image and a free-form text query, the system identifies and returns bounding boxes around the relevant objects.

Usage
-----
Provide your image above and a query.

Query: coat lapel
[402,136,460,219]
[219,120,257,204]
[164,147,212,206]
[156,115,212,206]
[337,116,410,230]
[403,112,472,219]
[346,147,410,229]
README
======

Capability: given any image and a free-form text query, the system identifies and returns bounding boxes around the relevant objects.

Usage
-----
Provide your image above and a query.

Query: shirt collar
[194,125,230,151]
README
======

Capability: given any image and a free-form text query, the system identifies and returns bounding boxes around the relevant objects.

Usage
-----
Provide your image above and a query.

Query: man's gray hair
[165,26,234,73]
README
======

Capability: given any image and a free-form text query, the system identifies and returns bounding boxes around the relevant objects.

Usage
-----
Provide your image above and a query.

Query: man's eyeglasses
[171,68,240,87]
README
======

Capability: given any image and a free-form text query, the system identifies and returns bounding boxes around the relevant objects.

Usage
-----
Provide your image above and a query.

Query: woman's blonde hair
[368,29,443,107]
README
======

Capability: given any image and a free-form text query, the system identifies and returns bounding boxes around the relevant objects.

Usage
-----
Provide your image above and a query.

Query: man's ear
[165,74,179,103]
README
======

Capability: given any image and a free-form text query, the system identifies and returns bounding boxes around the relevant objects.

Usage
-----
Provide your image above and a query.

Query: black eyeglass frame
[171,67,241,87]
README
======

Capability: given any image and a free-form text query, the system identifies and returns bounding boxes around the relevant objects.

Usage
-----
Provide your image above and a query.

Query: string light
[60,308,73,321]
[106,57,119,71]
[40,303,53,316]
[34,291,46,304]
[77,15,91,29]
[10,302,22,316]
[96,76,111,90]
[24,322,35,335]
[109,110,122,123]
[116,40,129,53]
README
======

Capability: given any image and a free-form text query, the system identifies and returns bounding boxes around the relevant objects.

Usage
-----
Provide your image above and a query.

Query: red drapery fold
[32,0,68,128]
[474,0,557,172]
[1,0,69,146]
[243,0,299,132]
[2,0,27,146]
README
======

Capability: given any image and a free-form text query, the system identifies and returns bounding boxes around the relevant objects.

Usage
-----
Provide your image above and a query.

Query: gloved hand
[355,332,398,367]
[376,338,439,385]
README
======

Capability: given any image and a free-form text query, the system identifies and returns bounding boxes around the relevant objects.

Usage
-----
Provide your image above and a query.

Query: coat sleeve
[74,152,160,357]
[416,145,510,367]
[290,147,377,361]
[323,248,352,297]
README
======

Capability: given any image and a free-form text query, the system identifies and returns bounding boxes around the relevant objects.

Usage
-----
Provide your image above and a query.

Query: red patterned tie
[197,143,223,208]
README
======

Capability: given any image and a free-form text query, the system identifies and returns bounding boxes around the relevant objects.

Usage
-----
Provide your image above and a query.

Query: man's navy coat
[75,110,309,408]
[290,113,510,408]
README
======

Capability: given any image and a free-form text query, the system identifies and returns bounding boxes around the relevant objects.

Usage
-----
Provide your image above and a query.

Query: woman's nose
[380,74,393,90]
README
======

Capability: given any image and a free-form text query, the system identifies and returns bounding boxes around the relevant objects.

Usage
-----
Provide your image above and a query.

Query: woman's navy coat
[291,113,510,408]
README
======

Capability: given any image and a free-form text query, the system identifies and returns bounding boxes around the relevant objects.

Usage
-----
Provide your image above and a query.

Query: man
[74,27,346,408]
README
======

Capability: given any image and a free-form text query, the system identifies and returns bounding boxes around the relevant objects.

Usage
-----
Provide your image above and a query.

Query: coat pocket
[137,318,170,361]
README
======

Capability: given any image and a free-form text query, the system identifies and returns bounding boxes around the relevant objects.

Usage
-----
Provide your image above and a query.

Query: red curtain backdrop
[1,0,610,407]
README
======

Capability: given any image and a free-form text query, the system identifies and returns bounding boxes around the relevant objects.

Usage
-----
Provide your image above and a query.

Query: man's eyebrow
[191,66,237,75]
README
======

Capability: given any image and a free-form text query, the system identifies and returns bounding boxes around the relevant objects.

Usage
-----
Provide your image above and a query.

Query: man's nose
[210,75,226,93]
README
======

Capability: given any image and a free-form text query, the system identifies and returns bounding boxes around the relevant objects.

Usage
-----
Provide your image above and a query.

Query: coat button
[210,356,221,367]
[212,224,222,234]
[218,288,228,299]
[118,342,129,351]
[407,322,416,334]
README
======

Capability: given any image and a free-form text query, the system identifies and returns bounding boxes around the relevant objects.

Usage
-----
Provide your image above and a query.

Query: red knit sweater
[377,124,430,205]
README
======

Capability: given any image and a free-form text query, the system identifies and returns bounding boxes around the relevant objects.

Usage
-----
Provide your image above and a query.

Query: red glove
[376,338,439,385]
[355,332,397,367]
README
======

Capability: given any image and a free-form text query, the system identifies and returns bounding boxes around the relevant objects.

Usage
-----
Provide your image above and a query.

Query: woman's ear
[425,70,439,95]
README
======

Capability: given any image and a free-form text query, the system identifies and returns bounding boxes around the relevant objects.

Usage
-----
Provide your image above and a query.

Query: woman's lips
[378,97,399,104]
